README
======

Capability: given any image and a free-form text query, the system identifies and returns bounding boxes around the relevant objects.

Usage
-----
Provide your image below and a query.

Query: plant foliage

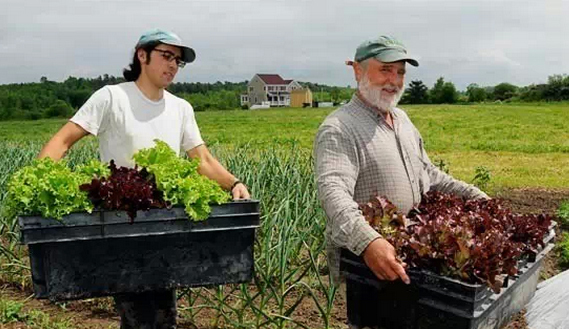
[133,140,230,220]
[3,158,107,220]
[5,141,229,222]
[80,160,168,220]
[360,191,552,292]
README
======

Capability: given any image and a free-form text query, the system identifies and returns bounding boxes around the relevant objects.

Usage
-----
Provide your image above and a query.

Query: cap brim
[374,49,419,67]
[161,40,196,63]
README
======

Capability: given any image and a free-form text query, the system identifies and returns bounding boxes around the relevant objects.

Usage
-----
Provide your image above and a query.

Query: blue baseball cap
[136,29,196,63]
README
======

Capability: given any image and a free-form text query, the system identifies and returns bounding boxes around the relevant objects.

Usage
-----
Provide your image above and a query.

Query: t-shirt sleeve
[181,101,204,151]
[69,87,111,136]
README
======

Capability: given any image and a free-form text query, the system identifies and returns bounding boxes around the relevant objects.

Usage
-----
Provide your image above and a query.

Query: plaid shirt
[314,94,488,285]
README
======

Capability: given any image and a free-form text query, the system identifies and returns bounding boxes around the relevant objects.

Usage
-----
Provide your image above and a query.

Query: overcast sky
[1,0,568,90]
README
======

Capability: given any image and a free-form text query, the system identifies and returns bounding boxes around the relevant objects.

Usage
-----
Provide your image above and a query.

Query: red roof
[257,74,287,85]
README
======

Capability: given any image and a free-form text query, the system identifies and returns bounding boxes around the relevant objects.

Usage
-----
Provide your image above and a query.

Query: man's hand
[232,183,250,200]
[362,238,410,284]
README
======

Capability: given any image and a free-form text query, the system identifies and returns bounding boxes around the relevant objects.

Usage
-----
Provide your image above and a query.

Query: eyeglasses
[152,49,186,68]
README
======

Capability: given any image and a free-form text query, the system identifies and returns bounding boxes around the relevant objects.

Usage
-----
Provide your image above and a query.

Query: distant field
[0,102,568,188]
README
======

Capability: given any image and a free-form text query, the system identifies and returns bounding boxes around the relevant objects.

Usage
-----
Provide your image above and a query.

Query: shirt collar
[350,92,399,124]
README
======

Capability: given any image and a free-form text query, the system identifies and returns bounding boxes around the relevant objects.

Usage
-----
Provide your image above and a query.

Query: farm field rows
[1,103,568,328]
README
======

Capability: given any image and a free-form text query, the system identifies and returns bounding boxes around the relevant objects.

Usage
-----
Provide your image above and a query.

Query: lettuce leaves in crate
[360,191,552,292]
[133,140,230,221]
[4,158,108,220]
[80,160,168,220]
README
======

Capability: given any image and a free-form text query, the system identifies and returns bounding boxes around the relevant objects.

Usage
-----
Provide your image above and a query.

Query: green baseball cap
[354,36,418,67]
[136,29,196,63]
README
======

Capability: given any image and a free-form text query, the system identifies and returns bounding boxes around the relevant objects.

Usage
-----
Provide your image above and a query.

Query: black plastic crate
[341,251,494,316]
[340,240,554,329]
[19,201,260,301]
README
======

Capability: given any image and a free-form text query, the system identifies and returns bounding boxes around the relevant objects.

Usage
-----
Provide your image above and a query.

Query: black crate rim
[19,200,260,245]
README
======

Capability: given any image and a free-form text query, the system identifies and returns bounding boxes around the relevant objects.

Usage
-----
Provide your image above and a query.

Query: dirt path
[494,187,569,215]
[0,285,118,328]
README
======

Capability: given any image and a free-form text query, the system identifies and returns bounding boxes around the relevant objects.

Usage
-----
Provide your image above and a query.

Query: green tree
[0,97,15,120]
[404,80,429,104]
[430,77,458,104]
[441,82,458,104]
[466,83,487,102]
[429,77,445,104]
[330,87,340,103]
[182,90,240,111]
[492,83,518,101]
[68,89,92,109]
[339,87,354,102]
[544,74,569,101]
[519,84,546,102]
[314,91,331,102]
[45,100,73,118]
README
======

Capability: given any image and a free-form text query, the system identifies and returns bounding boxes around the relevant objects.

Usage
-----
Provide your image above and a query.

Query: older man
[314,36,488,295]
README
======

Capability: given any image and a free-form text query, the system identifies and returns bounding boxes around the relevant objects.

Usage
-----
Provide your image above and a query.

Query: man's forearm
[38,137,69,161]
[38,121,88,161]
[429,166,489,199]
[197,156,237,191]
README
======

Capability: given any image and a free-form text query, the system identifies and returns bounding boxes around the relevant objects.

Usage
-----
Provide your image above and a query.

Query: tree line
[400,74,569,105]
[0,73,567,120]
[0,76,255,120]
[0,75,358,120]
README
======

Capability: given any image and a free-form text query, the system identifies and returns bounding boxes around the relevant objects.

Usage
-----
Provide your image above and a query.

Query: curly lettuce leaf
[133,140,230,221]
[4,158,96,220]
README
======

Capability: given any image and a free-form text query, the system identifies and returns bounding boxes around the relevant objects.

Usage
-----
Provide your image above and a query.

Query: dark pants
[114,289,177,329]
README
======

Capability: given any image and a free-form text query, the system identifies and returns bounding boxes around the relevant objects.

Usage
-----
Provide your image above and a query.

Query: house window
[264,86,267,91]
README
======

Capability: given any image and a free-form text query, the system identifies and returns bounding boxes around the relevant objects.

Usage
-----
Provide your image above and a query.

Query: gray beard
[358,77,405,114]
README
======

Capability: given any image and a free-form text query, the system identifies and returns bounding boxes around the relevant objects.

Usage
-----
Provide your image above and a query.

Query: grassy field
[0,103,568,328]
[1,102,568,188]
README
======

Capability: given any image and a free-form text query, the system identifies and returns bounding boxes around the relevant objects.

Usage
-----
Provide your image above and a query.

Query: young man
[314,36,488,328]
[38,28,250,329]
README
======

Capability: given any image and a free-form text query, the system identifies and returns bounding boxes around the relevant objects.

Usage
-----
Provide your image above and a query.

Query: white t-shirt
[70,82,204,168]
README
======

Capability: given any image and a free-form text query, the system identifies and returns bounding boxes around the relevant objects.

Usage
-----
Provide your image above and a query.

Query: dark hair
[123,42,160,81]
